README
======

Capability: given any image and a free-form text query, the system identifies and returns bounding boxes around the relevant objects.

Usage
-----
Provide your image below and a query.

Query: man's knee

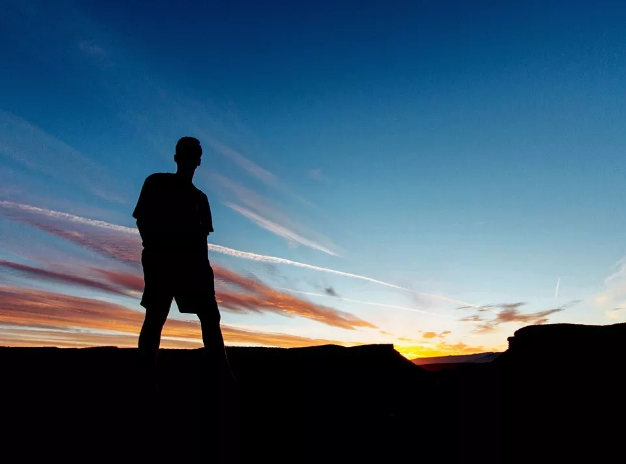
[143,308,169,328]
[198,309,221,326]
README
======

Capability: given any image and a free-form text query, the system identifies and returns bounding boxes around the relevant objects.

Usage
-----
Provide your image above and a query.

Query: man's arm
[200,193,214,237]
[133,175,157,240]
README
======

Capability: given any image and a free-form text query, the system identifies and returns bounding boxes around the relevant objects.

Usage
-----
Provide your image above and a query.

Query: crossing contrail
[554,277,560,298]
[0,200,479,308]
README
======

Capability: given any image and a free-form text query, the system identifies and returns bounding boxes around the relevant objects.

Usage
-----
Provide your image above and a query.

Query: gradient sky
[2,0,626,358]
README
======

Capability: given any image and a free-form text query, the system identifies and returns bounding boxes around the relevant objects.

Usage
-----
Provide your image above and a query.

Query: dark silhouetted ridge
[0,343,446,464]
[500,322,626,463]
[3,323,625,464]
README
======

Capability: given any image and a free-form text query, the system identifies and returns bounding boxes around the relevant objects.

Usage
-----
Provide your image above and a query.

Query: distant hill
[411,351,500,365]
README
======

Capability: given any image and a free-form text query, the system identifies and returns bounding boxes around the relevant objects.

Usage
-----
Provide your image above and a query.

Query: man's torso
[133,173,213,257]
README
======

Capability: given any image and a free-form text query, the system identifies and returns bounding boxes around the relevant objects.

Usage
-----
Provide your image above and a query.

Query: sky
[2,0,626,358]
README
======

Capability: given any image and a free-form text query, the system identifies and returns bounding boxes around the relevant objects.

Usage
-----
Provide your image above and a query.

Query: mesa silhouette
[2,322,625,463]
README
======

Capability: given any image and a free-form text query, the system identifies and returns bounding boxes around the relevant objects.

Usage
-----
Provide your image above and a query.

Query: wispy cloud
[0,200,135,233]
[79,41,108,57]
[90,267,144,293]
[207,173,339,256]
[276,288,456,320]
[422,331,451,339]
[78,40,112,67]
[212,244,478,307]
[593,257,626,320]
[605,257,626,284]
[0,252,375,331]
[213,266,375,330]
[0,285,347,349]
[226,203,339,256]
[203,137,313,206]
[0,259,134,298]
[308,168,327,182]
[0,327,190,349]
[607,307,626,320]
[459,301,576,333]
[0,200,479,308]
[0,221,375,329]
[204,137,277,187]
[0,110,125,202]
[0,200,142,265]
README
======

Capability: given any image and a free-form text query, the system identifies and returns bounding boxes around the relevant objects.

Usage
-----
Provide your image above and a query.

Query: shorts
[140,249,219,319]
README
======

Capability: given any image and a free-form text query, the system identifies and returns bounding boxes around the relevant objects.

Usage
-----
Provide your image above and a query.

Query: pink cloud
[0,285,348,349]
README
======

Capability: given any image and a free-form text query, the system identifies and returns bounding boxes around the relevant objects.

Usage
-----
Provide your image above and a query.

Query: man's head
[174,137,202,170]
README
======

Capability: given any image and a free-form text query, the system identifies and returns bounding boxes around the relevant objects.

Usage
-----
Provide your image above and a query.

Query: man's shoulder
[191,183,208,199]
[145,172,174,184]
[146,172,174,182]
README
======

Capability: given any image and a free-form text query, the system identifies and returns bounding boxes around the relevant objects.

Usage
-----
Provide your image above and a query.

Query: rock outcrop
[500,323,626,463]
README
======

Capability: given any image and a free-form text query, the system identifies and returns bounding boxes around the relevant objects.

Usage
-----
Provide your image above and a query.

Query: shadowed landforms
[412,351,501,370]
[1,322,625,463]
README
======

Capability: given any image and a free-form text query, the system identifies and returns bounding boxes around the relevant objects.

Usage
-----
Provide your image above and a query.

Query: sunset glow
[2,1,625,359]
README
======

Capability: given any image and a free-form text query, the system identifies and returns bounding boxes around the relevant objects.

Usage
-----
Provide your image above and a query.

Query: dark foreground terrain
[1,322,625,463]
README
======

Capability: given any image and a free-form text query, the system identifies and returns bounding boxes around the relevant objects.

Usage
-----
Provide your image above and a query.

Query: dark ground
[1,322,625,463]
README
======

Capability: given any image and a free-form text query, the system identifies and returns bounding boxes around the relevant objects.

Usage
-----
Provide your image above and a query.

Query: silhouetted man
[133,136,233,393]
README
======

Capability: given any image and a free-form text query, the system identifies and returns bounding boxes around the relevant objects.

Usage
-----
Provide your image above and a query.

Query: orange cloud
[0,205,374,330]
[90,267,144,293]
[1,259,375,330]
[0,328,201,349]
[422,330,451,339]
[0,259,133,297]
[212,265,376,330]
[0,204,142,265]
[0,285,346,349]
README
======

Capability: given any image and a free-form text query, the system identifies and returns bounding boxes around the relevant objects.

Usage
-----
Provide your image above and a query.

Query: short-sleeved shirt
[132,173,213,257]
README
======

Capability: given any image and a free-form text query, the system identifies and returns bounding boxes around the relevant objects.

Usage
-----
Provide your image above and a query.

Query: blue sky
[1,0,626,357]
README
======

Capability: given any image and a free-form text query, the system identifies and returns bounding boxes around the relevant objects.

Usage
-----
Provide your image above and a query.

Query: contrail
[275,287,456,319]
[0,200,479,308]
[0,200,137,234]
[209,243,478,307]
[554,277,560,298]
[225,202,339,256]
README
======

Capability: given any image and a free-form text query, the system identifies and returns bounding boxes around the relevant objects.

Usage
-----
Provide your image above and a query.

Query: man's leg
[198,304,239,463]
[135,307,170,462]
[138,306,170,390]
[198,309,234,382]
[195,261,235,382]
